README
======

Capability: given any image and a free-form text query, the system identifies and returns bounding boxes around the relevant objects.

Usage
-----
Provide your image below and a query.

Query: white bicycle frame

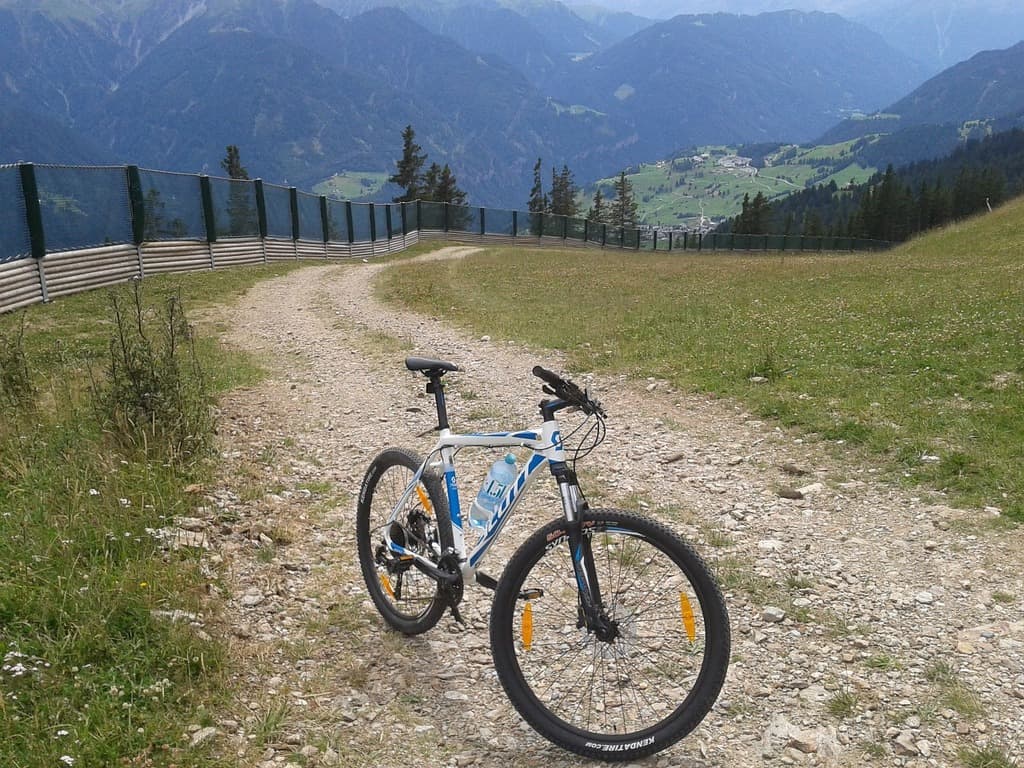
[382,416,584,582]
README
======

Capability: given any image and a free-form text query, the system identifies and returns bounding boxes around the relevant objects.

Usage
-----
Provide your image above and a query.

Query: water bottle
[470,453,517,530]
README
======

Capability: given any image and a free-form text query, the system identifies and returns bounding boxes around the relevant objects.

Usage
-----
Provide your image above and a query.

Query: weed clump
[91,281,213,466]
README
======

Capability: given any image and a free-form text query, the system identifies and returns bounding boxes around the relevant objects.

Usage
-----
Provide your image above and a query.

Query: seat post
[426,375,450,431]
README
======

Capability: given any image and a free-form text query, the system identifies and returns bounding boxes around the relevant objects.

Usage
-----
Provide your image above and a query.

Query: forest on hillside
[719,129,1024,242]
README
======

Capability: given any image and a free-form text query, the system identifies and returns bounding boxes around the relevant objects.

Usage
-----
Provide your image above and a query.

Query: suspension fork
[553,462,613,638]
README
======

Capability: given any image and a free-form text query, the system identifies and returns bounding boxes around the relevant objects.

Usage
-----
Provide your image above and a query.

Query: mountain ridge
[0,0,939,207]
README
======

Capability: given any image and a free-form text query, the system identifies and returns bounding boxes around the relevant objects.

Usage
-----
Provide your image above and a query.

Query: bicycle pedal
[519,588,544,600]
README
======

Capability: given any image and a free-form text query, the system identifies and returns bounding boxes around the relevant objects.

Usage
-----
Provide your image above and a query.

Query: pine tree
[586,188,606,223]
[390,125,427,203]
[220,145,249,179]
[610,171,638,229]
[220,145,255,235]
[433,164,468,206]
[528,157,547,213]
[421,163,467,206]
[549,165,580,217]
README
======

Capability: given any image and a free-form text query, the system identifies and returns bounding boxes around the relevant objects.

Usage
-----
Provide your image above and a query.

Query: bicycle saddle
[405,357,460,374]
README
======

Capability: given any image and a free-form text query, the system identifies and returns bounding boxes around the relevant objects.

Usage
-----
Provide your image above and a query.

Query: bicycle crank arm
[409,558,461,585]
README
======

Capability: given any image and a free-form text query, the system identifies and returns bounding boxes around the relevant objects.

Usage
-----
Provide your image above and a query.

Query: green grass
[377,197,1024,518]
[959,745,1018,768]
[0,262,307,767]
[593,140,877,227]
[313,171,390,200]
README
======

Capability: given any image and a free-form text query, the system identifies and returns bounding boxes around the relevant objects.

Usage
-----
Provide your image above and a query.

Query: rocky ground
[179,247,1023,768]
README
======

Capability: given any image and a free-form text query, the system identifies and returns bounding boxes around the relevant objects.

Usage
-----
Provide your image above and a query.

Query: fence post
[385,204,394,241]
[18,162,49,302]
[254,180,268,239]
[254,179,268,262]
[345,201,355,245]
[480,207,486,237]
[635,229,640,250]
[369,203,377,244]
[125,165,147,277]
[288,187,300,260]
[667,231,673,251]
[697,232,703,251]
[562,215,568,241]
[512,210,518,238]
[199,175,217,267]
[538,212,543,240]
[652,229,658,251]
[601,223,606,247]
[443,203,450,233]
[401,202,408,237]
[583,218,589,243]
[319,196,330,256]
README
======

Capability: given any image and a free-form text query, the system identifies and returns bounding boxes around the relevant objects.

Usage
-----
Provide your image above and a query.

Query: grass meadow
[379,198,1024,518]
[0,262,306,767]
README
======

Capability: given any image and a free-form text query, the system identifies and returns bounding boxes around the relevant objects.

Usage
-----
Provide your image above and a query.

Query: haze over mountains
[575,0,1024,73]
[1,0,1022,208]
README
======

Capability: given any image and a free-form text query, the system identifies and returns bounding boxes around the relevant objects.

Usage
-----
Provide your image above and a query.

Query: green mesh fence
[541,214,563,238]
[451,205,479,234]
[350,203,372,241]
[388,204,404,236]
[419,201,445,231]
[35,165,133,252]
[138,169,206,240]
[484,207,514,236]
[566,217,586,242]
[1,163,893,274]
[263,183,293,239]
[0,165,30,263]
[210,176,259,238]
[326,198,349,243]
[295,191,322,241]
[405,202,418,232]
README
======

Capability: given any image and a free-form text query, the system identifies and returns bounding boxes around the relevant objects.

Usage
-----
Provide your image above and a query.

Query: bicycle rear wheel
[356,448,452,635]
[489,509,729,762]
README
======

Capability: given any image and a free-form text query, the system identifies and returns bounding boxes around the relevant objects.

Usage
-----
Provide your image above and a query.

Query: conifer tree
[549,165,580,217]
[220,145,249,179]
[610,171,638,229]
[528,157,547,213]
[390,125,427,203]
[220,145,255,235]
[586,188,606,223]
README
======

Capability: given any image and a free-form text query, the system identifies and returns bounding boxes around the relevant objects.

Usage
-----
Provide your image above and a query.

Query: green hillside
[314,171,390,201]
[598,142,877,228]
[380,196,1024,518]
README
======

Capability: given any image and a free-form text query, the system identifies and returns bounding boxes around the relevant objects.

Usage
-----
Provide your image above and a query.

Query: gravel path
[190,248,1024,768]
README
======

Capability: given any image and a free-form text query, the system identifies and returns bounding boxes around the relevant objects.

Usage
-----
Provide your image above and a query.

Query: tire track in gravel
[205,248,1024,768]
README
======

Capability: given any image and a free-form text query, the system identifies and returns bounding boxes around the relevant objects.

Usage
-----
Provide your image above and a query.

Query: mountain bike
[356,357,730,762]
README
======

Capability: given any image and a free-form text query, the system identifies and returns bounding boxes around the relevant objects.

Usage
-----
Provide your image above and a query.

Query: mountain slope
[1,0,930,208]
[550,11,926,157]
[78,0,623,204]
[885,42,1024,128]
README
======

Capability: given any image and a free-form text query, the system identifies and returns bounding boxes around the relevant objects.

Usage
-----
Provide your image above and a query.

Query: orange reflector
[381,574,395,599]
[522,602,533,650]
[415,485,432,512]
[680,592,696,642]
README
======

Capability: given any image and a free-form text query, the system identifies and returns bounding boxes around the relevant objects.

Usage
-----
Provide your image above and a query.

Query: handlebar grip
[532,365,564,388]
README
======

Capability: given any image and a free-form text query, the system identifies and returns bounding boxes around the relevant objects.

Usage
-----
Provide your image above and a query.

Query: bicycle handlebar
[532,366,605,417]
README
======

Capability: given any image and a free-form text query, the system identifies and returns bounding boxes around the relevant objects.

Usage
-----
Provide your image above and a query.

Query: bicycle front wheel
[489,509,729,762]
[356,447,452,635]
